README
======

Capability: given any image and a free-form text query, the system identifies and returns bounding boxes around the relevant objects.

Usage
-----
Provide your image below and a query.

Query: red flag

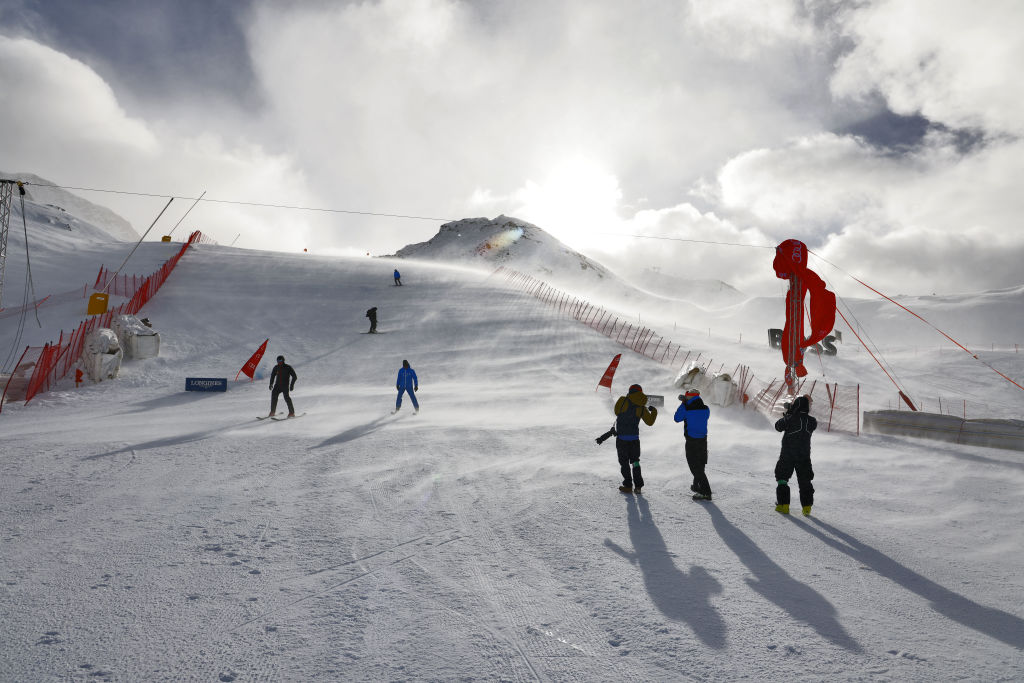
[236,339,269,381]
[596,354,622,392]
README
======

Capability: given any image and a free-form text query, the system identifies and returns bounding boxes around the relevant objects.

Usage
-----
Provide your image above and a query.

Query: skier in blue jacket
[674,389,712,500]
[395,359,419,413]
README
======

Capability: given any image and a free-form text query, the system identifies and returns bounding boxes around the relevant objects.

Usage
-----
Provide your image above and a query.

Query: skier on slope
[268,355,297,418]
[613,384,658,493]
[366,307,378,334]
[394,359,419,413]
[674,389,713,501]
[393,269,402,286]
[774,394,817,516]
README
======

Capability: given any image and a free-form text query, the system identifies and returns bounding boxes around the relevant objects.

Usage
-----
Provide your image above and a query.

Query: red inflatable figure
[773,239,836,392]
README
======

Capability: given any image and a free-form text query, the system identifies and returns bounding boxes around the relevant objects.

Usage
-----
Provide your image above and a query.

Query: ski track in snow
[1,234,1023,681]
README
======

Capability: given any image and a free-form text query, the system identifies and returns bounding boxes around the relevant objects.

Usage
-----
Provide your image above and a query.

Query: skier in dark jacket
[674,389,712,500]
[393,269,402,286]
[774,394,817,515]
[268,355,297,417]
[395,359,419,413]
[366,307,378,333]
[613,384,658,493]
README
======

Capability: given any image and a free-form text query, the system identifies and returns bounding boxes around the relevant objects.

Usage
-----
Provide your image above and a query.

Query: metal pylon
[0,180,13,310]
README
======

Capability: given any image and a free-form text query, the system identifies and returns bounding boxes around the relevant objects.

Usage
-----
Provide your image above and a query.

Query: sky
[2,0,1023,296]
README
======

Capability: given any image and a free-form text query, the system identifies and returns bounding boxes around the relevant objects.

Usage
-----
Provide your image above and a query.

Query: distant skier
[394,269,402,286]
[268,355,297,417]
[774,394,817,516]
[394,359,419,413]
[613,384,658,493]
[674,389,712,501]
[366,307,378,334]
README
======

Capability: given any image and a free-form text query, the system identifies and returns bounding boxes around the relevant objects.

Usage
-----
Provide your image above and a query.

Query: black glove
[268,384,273,391]
[678,394,686,401]
[290,383,295,391]
[648,405,657,414]
[414,386,419,391]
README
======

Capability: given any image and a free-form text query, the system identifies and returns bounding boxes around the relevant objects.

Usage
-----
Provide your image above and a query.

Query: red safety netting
[494,266,861,435]
[1,231,207,411]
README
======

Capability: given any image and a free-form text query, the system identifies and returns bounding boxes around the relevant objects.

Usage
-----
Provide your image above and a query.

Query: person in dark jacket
[774,394,817,515]
[393,269,402,286]
[268,355,297,417]
[395,359,419,413]
[366,307,378,333]
[674,388,712,500]
[613,384,658,493]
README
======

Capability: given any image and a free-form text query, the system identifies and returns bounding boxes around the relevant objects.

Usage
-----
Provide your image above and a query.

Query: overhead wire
[12,181,452,222]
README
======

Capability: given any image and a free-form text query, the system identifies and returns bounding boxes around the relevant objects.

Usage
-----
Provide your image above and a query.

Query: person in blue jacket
[395,359,418,413]
[674,388,712,500]
[394,269,402,286]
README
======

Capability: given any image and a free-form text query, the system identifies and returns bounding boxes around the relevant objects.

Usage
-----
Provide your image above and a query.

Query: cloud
[0,34,320,251]
[248,0,832,251]
[832,0,1024,135]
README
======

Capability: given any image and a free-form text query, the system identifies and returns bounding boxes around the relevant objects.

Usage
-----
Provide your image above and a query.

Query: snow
[1,194,1023,681]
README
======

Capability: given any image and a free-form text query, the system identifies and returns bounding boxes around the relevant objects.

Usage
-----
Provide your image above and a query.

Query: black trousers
[775,453,814,506]
[615,439,644,488]
[271,386,294,414]
[685,437,711,496]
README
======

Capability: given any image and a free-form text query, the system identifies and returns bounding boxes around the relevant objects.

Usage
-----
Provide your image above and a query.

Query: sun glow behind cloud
[505,159,625,252]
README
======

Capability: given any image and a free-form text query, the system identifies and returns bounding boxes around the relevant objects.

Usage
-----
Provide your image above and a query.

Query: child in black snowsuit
[613,384,658,493]
[366,307,378,333]
[268,355,297,417]
[774,394,816,515]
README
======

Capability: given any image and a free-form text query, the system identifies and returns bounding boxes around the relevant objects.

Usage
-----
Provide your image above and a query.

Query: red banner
[596,354,622,392]
[237,339,269,381]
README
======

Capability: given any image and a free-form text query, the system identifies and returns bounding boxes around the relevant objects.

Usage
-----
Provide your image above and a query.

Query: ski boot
[618,485,634,493]
[692,493,712,501]
[775,504,790,514]
[802,505,812,517]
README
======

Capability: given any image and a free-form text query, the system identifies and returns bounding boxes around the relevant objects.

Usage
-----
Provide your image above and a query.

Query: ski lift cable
[597,233,776,250]
[810,249,1024,393]
[10,181,451,223]
[1,188,41,372]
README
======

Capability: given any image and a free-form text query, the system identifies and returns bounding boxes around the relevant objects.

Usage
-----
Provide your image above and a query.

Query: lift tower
[0,180,14,310]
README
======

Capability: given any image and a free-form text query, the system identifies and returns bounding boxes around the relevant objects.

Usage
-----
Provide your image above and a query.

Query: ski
[271,413,306,421]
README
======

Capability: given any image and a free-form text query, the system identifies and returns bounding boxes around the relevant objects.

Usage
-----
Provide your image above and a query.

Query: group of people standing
[609,384,817,515]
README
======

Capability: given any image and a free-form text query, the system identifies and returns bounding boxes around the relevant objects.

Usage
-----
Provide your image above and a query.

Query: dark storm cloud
[0,0,259,110]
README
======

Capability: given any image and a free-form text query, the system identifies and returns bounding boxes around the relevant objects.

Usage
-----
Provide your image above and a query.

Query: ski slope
[1,228,1023,681]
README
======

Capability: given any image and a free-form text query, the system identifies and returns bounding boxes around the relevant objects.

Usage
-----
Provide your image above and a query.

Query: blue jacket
[674,396,710,439]
[396,367,418,390]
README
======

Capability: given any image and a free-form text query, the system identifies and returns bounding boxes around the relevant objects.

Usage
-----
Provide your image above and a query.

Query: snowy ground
[1,231,1023,681]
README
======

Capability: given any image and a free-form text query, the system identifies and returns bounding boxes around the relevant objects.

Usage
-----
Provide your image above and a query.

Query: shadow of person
[800,517,1024,650]
[604,494,727,649]
[312,415,393,450]
[701,504,863,653]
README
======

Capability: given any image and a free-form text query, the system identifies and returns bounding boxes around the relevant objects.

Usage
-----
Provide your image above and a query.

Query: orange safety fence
[1,231,208,411]
[494,266,861,435]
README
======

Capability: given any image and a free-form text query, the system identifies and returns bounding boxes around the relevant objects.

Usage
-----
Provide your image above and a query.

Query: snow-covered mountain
[394,215,612,280]
[1,172,139,242]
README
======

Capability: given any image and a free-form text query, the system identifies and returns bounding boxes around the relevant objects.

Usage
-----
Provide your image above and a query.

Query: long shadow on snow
[83,425,230,459]
[605,494,727,649]
[312,415,394,450]
[798,517,1024,650]
[116,390,226,415]
[702,504,863,653]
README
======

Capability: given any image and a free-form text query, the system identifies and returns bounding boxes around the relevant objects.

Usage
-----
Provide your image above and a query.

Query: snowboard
[271,413,306,421]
